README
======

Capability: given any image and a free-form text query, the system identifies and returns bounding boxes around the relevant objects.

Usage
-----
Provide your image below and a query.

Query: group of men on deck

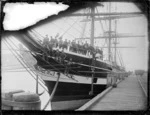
[42,34,103,60]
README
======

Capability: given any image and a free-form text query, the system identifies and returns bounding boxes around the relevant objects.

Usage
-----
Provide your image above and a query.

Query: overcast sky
[34,2,148,71]
[1,3,148,110]
[2,2,148,72]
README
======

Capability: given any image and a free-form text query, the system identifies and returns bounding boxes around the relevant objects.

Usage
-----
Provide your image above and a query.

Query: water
[2,71,107,110]
[2,71,51,110]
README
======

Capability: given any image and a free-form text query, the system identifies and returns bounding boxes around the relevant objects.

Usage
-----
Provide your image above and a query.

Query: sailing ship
[3,2,143,110]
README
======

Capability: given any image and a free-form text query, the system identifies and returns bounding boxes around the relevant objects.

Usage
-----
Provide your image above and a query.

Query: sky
[34,2,148,71]
[1,2,148,110]
[2,2,148,72]
[2,2,148,71]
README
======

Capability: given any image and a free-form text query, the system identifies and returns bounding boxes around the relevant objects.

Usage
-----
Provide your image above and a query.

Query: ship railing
[45,42,103,61]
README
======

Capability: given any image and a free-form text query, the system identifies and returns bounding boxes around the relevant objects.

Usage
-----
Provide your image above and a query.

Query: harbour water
[2,70,106,110]
[2,47,106,110]
[2,71,51,110]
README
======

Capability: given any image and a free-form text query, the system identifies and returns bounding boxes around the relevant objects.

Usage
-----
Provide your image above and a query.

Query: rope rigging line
[61,17,83,36]
[31,29,44,40]
[50,21,77,39]
[42,72,60,110]
[116,50,121,67]
[57,8,91,40]
[63,8,91,38]
[2,64,26,68]
[58,17,70,33]
[3,36,89,77]
[95,7,107,49]
[3,66,82,72]
[96,8,105,32]
[2,66,34,71]
[2,48,31,52]
[61,17,81,37]
[29,30,43,43]
[117,49,124,68]
[31,8,92,42]
[14,33,83,77]
[4,38,48,93]
[5,37,47,86]
[118,50,125,67]
[79,8,91,39]
[67,8,92,37]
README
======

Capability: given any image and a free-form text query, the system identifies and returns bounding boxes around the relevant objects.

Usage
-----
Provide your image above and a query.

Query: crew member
[60,50,66,64]
[58,36,63,49]
[71,40,76,52]
[63,39,68,50]
[43,35,49,49]
[65,58,72,77]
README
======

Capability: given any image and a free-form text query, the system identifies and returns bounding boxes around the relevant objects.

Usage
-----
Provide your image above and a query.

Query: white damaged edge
[3,2,69,31]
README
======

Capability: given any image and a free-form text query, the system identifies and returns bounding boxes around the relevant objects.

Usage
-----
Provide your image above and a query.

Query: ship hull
[40,73,106,110]
[33,49,112,78]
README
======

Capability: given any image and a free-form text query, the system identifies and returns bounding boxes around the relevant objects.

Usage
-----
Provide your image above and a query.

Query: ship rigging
[2,2,145,110]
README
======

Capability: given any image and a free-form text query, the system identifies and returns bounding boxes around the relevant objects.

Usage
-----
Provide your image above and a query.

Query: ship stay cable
[16,31,84,79]
[5,37,48,87]
[4,38,48,93]
[28,28,95,77]
[62,17,84,36]
[95,7,107,50]
[79,8,89,39]
[72,11,92,37]
[43,72,60,110]
[31,18,80,42]
[5,37,59,108]
[66,8,92,39]
[60,18,80,37]
[49,20,78,39]
[4,38,46,86]
[58,16,70,34]
[9,36,64,75]
[27,4,142,75]
[3,3,145,111]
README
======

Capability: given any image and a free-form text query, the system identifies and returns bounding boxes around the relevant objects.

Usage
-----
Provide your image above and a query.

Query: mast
[90,4,95,96]
[108,2,111,62]
[114,20,118,64]
[90,5,95,46]
[114,3,118,64]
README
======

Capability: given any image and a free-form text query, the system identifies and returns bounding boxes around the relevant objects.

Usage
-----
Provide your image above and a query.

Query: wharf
[78,75,147,110]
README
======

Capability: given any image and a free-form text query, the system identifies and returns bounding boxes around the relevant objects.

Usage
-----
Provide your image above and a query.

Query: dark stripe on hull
[34,54,110,78]
[44,80,106,102]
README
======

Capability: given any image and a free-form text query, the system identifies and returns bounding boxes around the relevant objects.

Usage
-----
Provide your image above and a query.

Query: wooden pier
[78,74,147,110]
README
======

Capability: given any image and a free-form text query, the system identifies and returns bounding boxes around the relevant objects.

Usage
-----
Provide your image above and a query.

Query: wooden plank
[88,75,147,110]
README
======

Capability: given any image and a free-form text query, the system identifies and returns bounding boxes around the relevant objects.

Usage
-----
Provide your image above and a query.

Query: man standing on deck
[60,49,66,64]
[65,58,73,77]
[42,35,49,61]
[63,39,68,50]
[58,36,63,49]
[43,35,49,49]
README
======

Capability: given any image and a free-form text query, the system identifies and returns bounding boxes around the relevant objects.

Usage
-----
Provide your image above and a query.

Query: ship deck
[77,74,147,110]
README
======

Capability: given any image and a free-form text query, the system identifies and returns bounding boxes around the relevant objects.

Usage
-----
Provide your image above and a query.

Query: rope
[4,38,48,92]
[43,72,60,110]
[68,8,91,38]
[95,7,107,49]
[62,17,83,36]
[25,30,84,77]
[80,8,89,39]
[61,18,80,37]
[51,22,76,39]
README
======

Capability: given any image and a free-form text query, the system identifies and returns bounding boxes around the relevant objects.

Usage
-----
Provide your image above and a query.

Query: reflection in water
[2,71,51,110]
